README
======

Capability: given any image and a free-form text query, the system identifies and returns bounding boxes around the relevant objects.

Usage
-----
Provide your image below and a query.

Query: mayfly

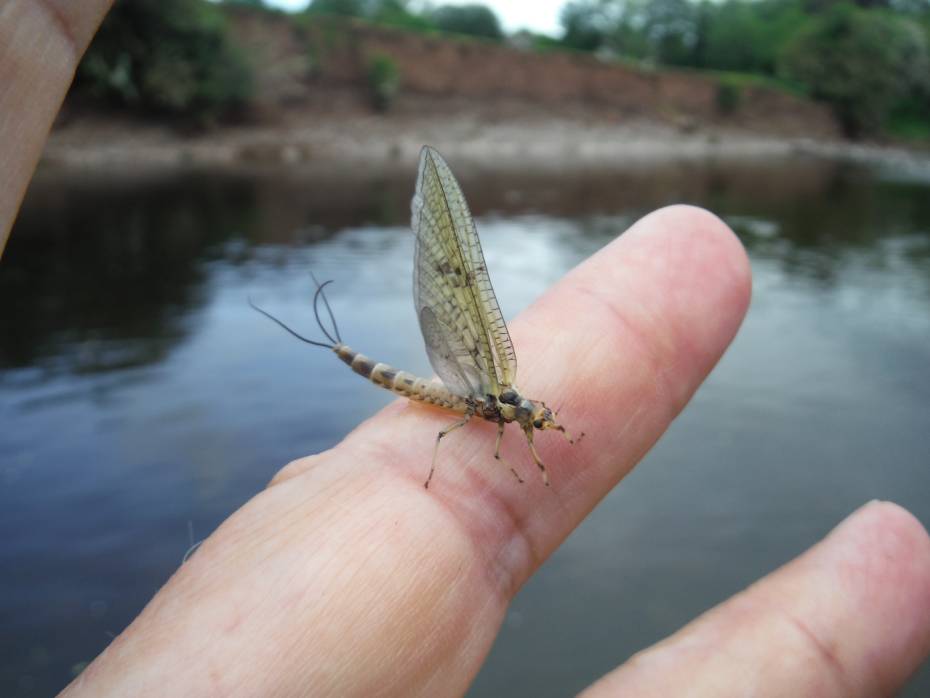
[252,146,579,488]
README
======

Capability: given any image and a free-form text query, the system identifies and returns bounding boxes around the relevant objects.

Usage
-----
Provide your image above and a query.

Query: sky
[264,0,567,37]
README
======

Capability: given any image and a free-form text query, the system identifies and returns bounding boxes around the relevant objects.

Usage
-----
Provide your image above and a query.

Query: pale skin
[4,3,930,696]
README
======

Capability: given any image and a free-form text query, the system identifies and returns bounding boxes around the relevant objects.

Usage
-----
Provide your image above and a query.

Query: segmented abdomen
[334,344,470,412]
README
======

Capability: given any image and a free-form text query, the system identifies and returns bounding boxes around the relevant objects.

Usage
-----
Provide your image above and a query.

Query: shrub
[716,80,742,114]
[431,4,503,40]
[366,53,401,111]
[306,0,368,17]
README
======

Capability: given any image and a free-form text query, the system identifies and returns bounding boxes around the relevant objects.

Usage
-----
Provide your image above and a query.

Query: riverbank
[46,8,930,180]
[42,104,930,181]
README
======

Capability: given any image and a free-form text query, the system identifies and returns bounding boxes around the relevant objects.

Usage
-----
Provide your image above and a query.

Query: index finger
[278,203,751,589]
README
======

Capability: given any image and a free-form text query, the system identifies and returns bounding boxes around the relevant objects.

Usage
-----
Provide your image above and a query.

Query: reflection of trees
[3,158,928,373]
[0,172,259,371]
[715,161,930,289]
[0,167,406,374]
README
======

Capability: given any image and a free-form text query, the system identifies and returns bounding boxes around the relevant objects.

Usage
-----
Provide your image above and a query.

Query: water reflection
[1,155,929,696]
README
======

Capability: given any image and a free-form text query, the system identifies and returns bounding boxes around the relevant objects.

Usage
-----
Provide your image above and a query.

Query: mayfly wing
[411,146,518,398]
[413,213,489,397]
[418,306,481,397]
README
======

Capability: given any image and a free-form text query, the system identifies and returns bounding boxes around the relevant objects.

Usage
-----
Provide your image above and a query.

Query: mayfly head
[528,400,581,446]
[529,401,558,432]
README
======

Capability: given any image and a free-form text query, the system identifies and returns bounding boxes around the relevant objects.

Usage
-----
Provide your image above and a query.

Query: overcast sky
[264,0,567,37]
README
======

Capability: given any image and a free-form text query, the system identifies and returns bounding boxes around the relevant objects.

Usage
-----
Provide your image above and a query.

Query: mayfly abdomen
[333,344,470,412]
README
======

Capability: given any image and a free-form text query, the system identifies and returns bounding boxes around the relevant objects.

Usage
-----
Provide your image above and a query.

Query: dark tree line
[305,0,503,39]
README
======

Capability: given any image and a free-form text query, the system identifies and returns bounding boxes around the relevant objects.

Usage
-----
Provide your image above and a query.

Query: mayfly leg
[425,411,474,489]
[554,425,585,446]
[522,428,550,487]
[494,423,524,484]
[551,403,585,446]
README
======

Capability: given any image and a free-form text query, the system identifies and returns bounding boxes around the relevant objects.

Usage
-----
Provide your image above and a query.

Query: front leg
[553,424,585,446]
[522,426,550,487]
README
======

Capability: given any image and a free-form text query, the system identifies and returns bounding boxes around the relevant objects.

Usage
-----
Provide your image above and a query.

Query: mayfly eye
[533,419,544,429]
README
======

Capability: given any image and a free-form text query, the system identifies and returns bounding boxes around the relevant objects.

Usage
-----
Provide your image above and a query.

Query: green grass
[886,111,930,143]
[703,69,808,99]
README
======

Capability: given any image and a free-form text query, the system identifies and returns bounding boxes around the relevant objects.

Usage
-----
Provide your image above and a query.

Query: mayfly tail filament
[310,271,342,344]
[248,274,342,350]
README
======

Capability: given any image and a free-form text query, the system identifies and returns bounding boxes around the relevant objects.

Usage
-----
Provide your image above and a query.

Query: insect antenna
[310,272,342,345]
[248,297,334,349]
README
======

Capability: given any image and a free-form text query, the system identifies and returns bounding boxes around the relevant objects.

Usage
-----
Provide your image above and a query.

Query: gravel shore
[42,109,930,179]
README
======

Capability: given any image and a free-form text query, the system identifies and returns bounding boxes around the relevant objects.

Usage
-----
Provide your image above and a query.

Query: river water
[1,154,929,696]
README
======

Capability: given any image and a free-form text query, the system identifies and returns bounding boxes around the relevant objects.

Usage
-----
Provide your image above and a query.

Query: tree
[805,0,928,10]
[76,0,253,122]
[701,0,807,74]
[780,3,930,135]
[560,0,615,51]
[306,0,368,17]
[369,0,436,31]
[220,0,267,8]
[636,0,698,65]
[431,4,503,40]
[559,0,703,65]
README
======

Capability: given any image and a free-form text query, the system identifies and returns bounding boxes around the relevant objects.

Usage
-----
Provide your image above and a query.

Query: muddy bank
[42,105,930,182]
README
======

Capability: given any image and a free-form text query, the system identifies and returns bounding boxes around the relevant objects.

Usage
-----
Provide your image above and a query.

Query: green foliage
[560,0,614,50]
[431,4,504,40]
[76,0,253,123]
[641,0,700,65]
[700,0,808,73]
[716,78,743,113]
[370,0,437,32]
[779,3,930,134]
[559,0,701,64]
[524,31,567,52]
[306,0,368,17]
[366,53,401,111]
[887,98,930,140]
[219,0,267,8]
[306,0,436,32]
[555,0,930,136]
[804,0,930,11]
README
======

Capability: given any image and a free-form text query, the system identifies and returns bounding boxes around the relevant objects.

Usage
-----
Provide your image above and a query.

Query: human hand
[0,0,113,253]
[4,5,929,697]
[59,206,930,697]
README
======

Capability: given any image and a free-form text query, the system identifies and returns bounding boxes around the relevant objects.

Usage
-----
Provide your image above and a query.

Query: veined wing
[411,146,517,397]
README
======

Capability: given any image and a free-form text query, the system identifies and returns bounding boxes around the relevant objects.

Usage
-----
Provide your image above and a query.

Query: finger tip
[822,500,930,687]
[838,500,930,607]
[500,205,755,503]
[643,203,752,317]
[605,204,752,402]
